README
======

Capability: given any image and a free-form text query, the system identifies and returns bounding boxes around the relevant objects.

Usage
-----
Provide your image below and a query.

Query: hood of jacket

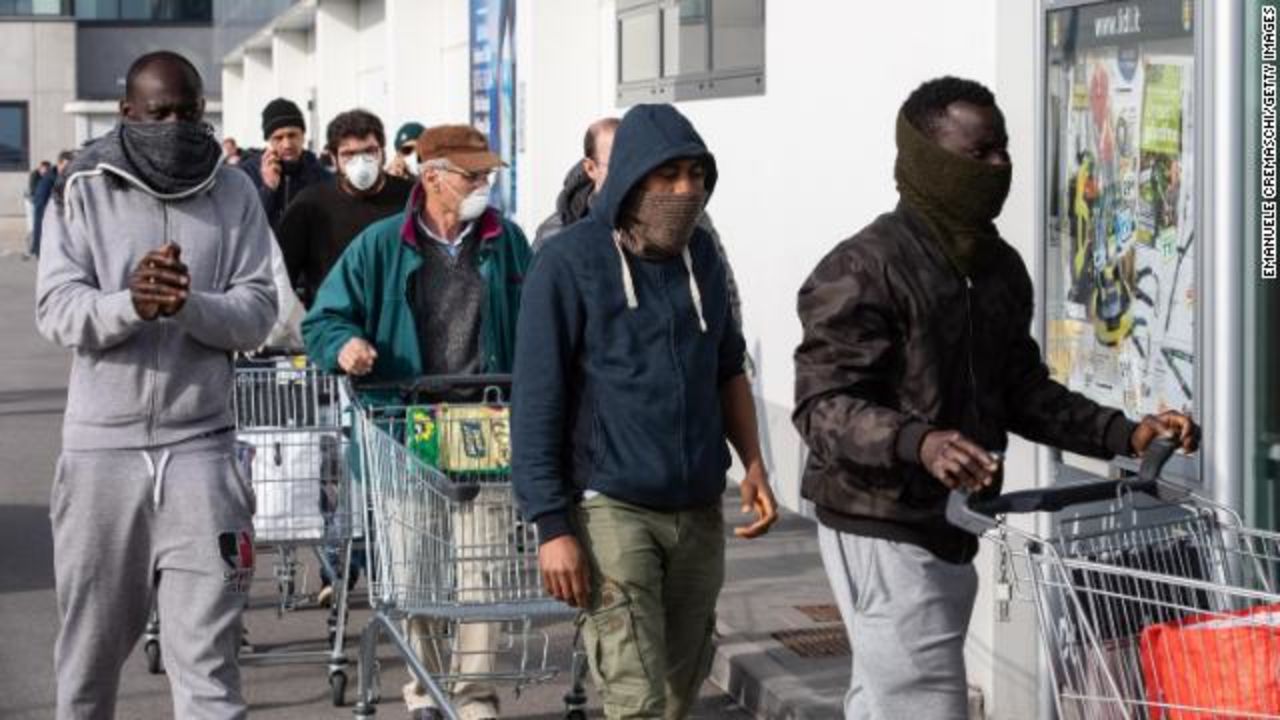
[591,104,718,230]
[56,125,224,211]
[554,161,595,228]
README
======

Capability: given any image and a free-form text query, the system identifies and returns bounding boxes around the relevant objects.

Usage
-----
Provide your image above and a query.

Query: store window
[0,103,29,172]
[1042,0,1200,483]
[75,0,211,22]
[0,0,68,15]
[617,0,765,105]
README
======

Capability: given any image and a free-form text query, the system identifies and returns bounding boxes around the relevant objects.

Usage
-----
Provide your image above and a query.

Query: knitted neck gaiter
[617,190,707,259]
[894,112,1012,276]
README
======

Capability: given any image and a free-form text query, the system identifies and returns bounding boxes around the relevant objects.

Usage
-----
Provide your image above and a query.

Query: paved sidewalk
[0,216,30,257]
[712,495,848,719]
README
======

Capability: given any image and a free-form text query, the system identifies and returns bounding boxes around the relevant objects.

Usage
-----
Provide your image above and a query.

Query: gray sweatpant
[51,435,255,720]
[818,525,978,720]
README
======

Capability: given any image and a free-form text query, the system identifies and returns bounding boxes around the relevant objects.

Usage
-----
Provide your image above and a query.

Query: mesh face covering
[617,190,707,260]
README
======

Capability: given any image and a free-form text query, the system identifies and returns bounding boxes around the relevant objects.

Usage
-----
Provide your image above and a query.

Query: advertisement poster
[470,0,517,214]
[1046,0,1197,419]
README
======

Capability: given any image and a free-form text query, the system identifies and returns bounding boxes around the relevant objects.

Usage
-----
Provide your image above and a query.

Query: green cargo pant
[576,495,726,720]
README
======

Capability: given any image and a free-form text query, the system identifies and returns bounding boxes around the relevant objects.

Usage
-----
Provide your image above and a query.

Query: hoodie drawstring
[142,449,174,509]
[682,247,708,333]
[612,231,708,333]
[613,231,639,310]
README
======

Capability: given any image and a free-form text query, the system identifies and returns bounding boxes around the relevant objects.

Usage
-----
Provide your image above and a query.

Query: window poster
[1045,0,1198,419]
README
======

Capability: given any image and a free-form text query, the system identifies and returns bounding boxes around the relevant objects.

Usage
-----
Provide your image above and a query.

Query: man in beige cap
[303,125,531,720]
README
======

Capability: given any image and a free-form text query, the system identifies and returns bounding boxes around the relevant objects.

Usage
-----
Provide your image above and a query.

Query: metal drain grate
[794,603,842,623]
[772,626,850,658]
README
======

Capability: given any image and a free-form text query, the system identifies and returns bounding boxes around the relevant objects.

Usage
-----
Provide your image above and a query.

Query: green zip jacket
[302,204,531,385]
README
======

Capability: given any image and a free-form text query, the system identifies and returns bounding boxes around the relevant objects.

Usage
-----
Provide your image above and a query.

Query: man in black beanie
[240,97,331,231]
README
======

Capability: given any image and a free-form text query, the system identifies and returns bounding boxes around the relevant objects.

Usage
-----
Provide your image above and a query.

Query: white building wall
[221,62,248,147]
[273,29,315,139]
[315,0,361,148]
[384,0,436,131]
[355,0,390,126]
[242,47,275,145]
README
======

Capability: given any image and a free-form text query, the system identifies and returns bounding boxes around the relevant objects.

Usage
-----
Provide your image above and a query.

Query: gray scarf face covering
[57,120,223,202]
[118,121,224,195]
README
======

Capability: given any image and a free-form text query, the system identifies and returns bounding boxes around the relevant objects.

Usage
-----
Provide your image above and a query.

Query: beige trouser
[397,485,508,717]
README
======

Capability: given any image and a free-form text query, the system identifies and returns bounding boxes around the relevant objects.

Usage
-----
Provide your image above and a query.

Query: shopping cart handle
[1138,437,1179,483]
[248,345,306,358]
[946,437,1184,534]
[946,478,1161,534]
[353,374,513,394]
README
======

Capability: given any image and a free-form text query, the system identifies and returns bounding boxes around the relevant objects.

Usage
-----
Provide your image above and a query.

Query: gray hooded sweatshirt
[36,160,277,451]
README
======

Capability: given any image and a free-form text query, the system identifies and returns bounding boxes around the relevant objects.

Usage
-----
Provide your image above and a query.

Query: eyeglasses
[336,147,381,163]
[442,166,494,185]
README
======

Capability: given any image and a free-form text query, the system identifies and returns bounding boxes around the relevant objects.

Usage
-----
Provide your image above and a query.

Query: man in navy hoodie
[512,104,777,719]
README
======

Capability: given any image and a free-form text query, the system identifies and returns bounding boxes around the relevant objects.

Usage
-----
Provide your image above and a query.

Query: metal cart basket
[347,375,586,720]
[949,439,1280,719]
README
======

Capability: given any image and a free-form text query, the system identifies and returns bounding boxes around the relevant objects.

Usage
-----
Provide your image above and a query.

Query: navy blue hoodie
[512,104,746,543]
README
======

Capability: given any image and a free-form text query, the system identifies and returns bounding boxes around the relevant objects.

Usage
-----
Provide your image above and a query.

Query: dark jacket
[239,148,332,230]
[512,104,746,543]
[32,169,57,211]
[792,206,1136,562]
[532,162,594,249]
[534,161,746,333]
[301,201,530,384]
[278,174,414,305]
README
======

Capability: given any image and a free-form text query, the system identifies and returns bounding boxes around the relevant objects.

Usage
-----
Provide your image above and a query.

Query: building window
[75,0,212,22]
[0,0,69,16]
[0,102,29,171]
[617,0,765,105]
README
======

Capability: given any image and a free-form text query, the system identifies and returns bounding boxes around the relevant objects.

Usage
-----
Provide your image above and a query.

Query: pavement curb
[710,614,842,720]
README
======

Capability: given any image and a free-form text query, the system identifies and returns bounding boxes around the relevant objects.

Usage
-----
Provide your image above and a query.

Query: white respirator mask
[343,153,380,192]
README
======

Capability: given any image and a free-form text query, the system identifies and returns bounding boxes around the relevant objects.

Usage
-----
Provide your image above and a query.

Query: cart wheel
[330,670,347,707]
[144,640,163,675]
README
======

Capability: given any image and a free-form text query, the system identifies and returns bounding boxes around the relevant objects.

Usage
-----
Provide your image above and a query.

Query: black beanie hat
[262,98,306,139]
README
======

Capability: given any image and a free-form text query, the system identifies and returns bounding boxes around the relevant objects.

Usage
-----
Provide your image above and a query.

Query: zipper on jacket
[145,205,170,446]
[964,276,982,427]
[660,264,690,488]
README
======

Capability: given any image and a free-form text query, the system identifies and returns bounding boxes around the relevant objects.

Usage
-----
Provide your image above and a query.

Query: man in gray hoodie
[36,51,276,720]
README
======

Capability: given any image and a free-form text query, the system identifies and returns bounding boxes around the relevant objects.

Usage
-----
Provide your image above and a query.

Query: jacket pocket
[228,446,256,516]
[156,339,234,428]
[65,345,149,426]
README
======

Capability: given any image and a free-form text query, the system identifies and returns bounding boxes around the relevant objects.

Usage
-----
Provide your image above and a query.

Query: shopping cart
[948,439,1280,719]
[348,376,591,717]
[346,375,587,720]
[143,352,363,706]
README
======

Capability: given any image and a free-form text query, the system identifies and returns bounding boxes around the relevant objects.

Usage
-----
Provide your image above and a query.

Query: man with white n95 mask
[278,109,414,309]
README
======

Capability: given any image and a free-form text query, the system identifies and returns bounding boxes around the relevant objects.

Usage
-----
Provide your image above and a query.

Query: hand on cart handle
[539,535,591,609]
[1131,411,1200,456]
[338,337,378,376]
[921,430,1001,491]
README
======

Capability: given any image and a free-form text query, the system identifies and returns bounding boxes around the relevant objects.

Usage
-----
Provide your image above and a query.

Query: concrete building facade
[0,0,285,216]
